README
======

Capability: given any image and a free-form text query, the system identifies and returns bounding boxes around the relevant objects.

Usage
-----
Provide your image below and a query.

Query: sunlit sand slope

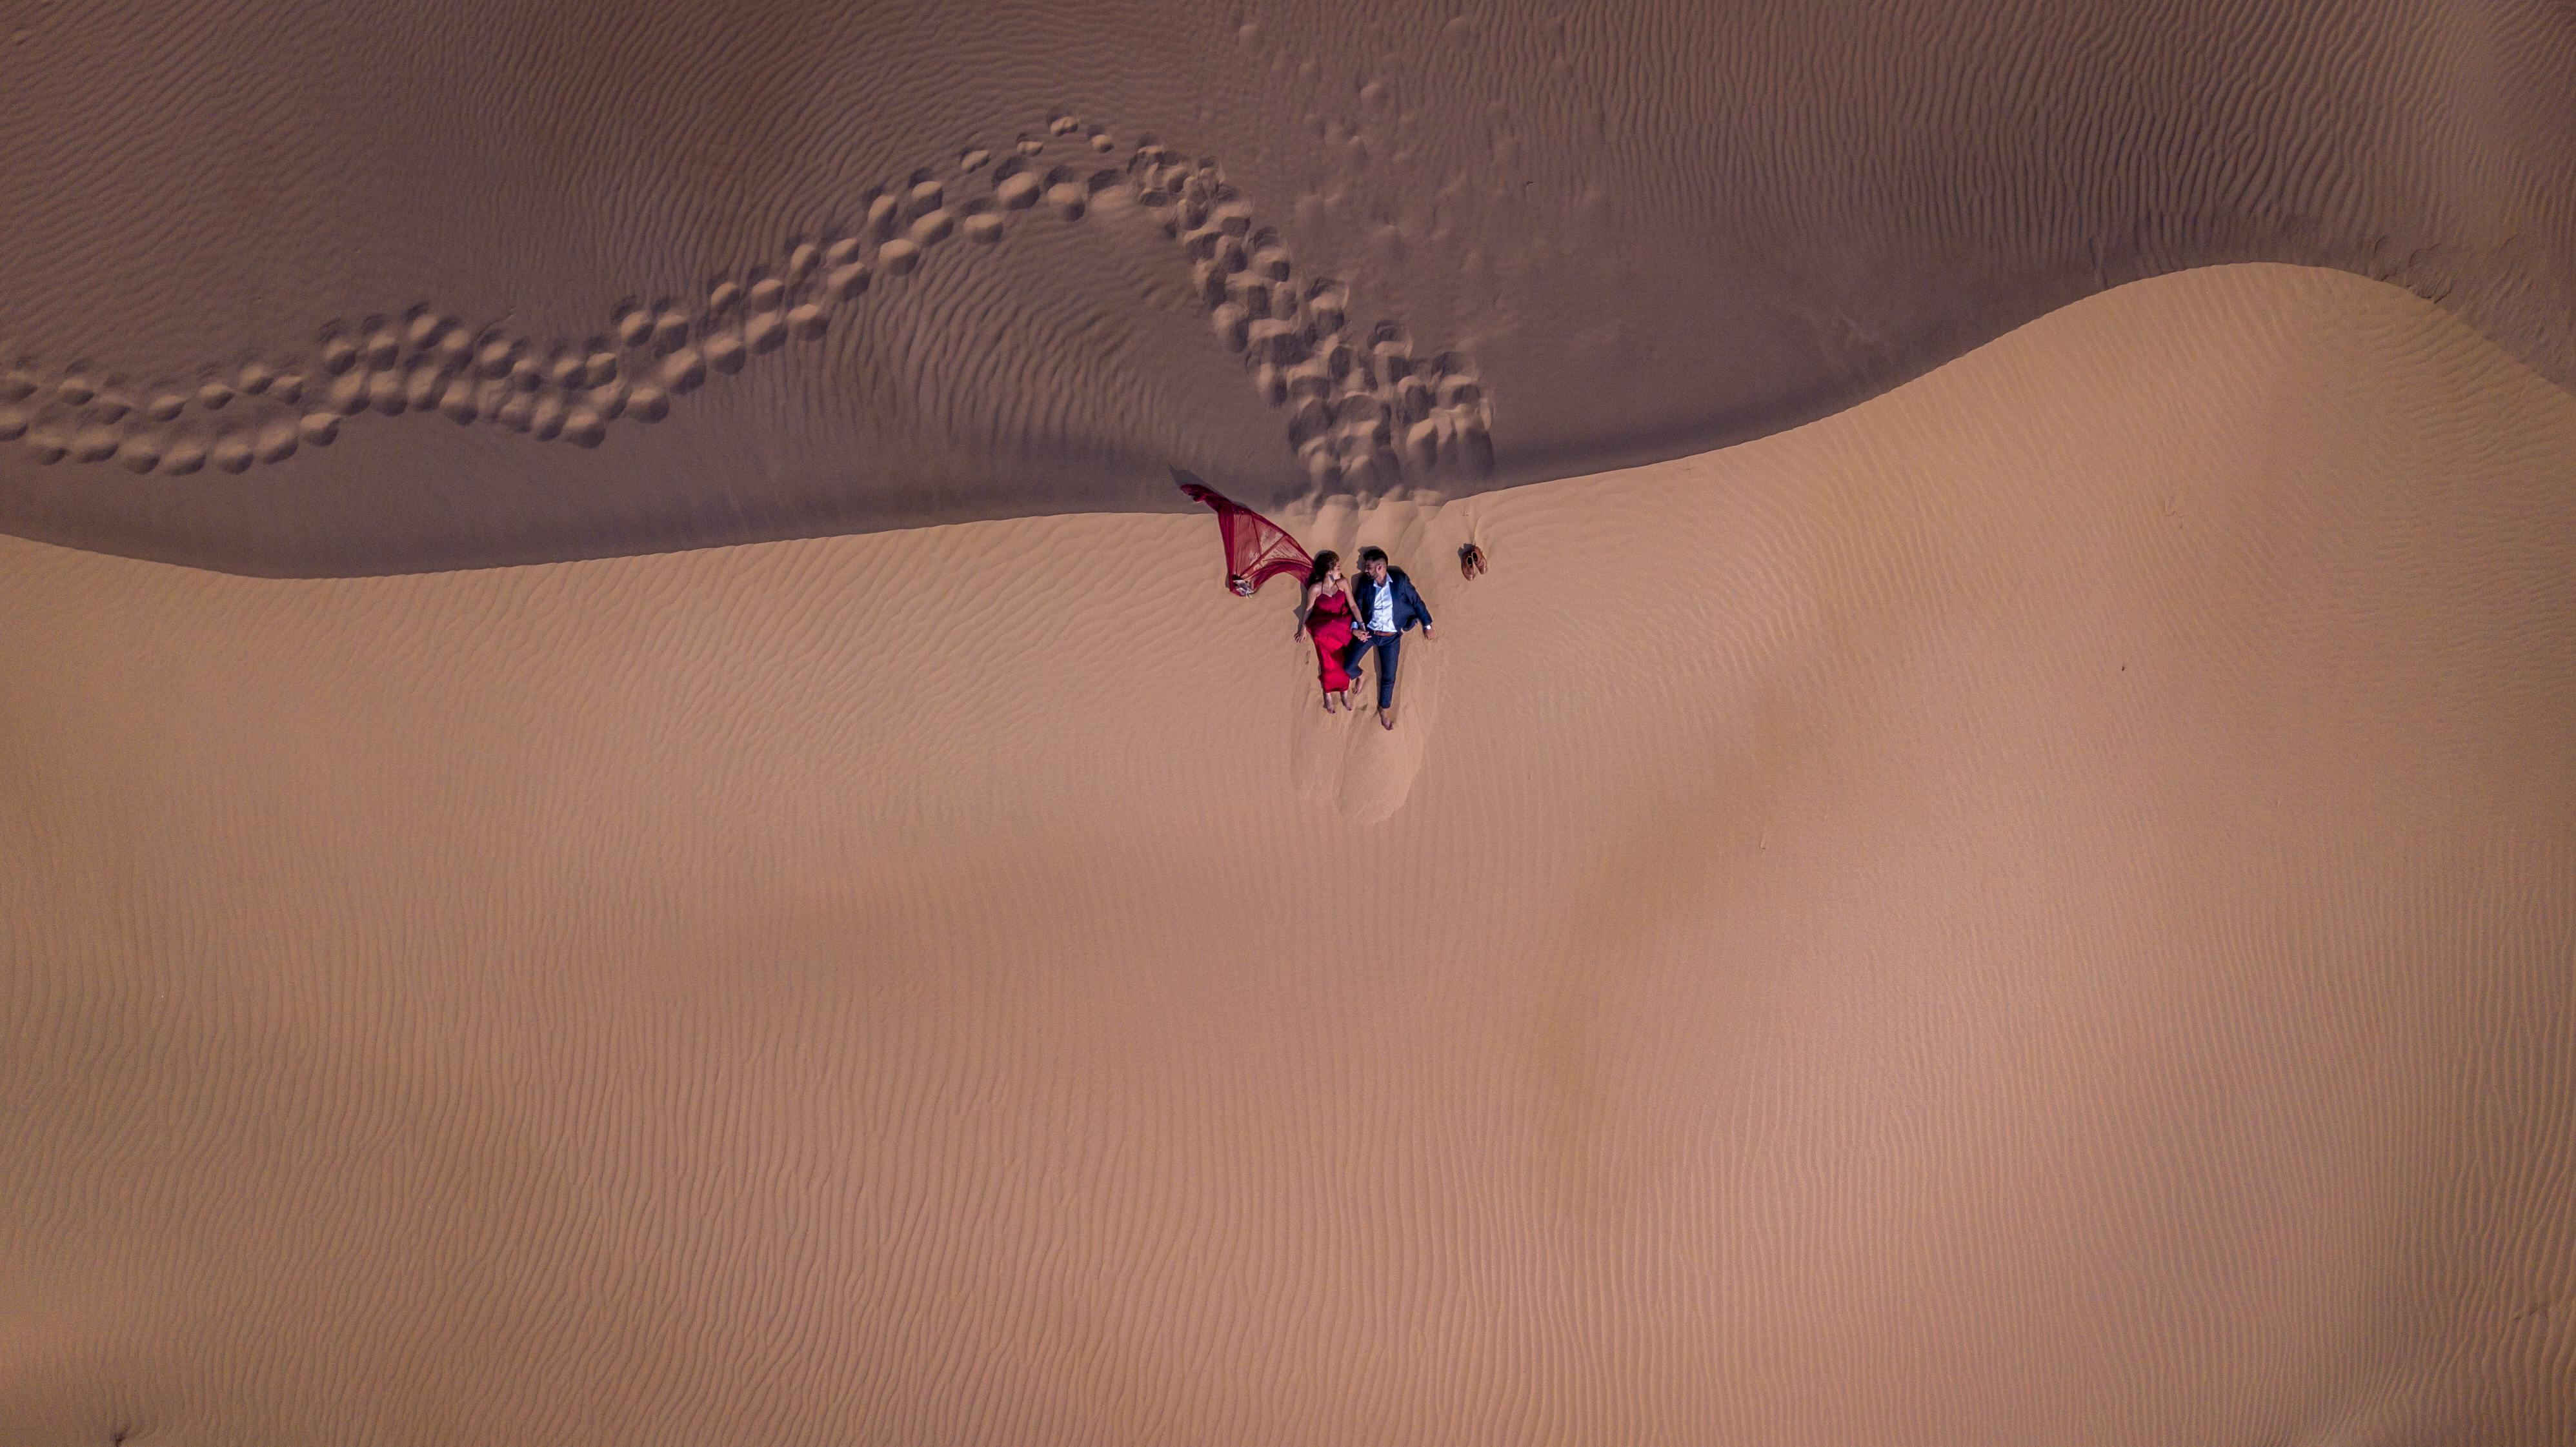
[3,265,2570,1444]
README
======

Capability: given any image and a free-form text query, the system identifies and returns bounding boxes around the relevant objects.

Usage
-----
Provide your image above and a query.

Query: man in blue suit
[1344,546,1436,729]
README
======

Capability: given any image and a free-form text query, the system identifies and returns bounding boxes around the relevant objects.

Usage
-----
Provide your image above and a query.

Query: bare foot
[1380,706,1396,730]
[1323,692,1338,714]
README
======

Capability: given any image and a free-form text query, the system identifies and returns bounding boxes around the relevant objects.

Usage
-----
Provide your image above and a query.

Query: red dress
[1307,590,1356,692]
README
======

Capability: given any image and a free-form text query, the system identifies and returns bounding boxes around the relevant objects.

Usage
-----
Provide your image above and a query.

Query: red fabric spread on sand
[1174,472,1312,596]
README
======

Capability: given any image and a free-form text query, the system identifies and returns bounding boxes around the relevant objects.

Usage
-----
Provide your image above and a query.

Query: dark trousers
[1345,632,1402,709]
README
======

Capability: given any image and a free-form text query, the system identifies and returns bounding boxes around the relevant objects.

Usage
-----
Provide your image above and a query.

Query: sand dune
[0,0,2570,572]
[4,264,2571,1444]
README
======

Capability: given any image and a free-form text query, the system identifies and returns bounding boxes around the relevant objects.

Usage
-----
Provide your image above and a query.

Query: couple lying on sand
[1294,546,1434,727]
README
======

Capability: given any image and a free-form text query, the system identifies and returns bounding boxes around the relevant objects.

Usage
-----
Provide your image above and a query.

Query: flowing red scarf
[1173,470,1312,596]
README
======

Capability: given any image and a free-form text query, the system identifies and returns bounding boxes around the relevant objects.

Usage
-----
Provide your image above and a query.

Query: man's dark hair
[1357,546,1389,566]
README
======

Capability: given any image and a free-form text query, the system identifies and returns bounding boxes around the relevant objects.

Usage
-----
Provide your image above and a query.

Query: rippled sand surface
[0,1,2569,571]
[5,265,2571,1445]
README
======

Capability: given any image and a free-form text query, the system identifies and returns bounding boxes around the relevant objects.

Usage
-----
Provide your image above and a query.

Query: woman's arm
[1294,581,1316,639]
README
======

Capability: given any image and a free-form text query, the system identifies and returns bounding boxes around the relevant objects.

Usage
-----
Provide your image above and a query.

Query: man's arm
[1407,577,1434,636]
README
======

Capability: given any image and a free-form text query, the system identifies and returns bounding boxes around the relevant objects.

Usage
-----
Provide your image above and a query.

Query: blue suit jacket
[1349,568,1433,634]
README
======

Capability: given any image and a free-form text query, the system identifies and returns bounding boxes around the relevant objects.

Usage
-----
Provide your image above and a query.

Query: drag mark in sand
[0,115,1493,491]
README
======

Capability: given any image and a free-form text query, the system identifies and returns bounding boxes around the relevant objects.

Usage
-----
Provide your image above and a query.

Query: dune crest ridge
[5,264,2571,1444]
[0,0,2569,572]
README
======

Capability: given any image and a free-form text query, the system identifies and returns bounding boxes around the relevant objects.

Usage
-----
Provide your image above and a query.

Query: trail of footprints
[0,115,1491,489]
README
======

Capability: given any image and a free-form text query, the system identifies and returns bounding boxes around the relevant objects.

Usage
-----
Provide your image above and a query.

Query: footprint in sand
[5,112,1495,500]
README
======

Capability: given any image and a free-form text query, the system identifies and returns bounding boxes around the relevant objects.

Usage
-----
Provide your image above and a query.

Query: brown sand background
[5,265,2571,1444]
[0,0,2571,572]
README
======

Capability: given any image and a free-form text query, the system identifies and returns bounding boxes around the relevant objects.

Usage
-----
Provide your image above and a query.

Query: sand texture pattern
[0,0,2568,572]
[5,266,2571,1444]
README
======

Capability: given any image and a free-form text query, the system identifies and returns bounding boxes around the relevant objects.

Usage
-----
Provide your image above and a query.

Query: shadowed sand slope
[4,265,2573,1443]
[0,0,2571,572]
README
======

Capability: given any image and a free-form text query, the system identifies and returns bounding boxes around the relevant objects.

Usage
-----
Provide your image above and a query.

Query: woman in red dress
[1296,551,1360,713]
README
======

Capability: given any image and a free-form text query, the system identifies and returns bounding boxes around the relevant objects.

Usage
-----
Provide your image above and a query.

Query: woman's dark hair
[1305,549,1340,587]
